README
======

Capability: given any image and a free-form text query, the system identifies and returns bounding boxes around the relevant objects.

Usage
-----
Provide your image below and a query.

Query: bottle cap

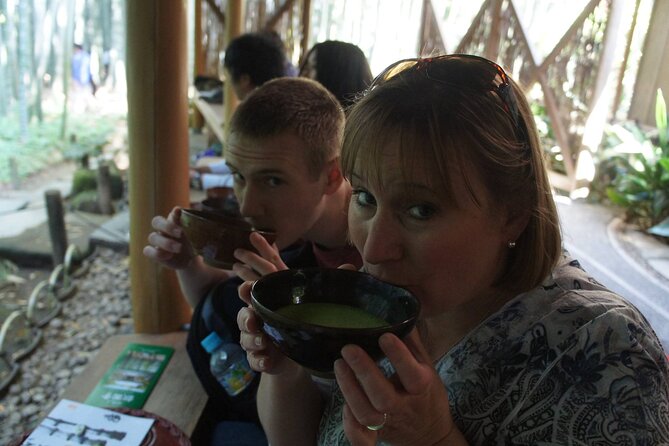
[201,331,223,353]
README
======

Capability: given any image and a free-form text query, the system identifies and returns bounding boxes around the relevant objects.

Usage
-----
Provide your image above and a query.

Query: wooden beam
[610,0,641,121]
[486,0,502,61]
[537,70,576,181]
[539,0,600,72]
[455,0,492,53]
[299,0,312,63]
[263,0,296,30]
[223,0,244,150]
[628,0,669,125]
[418,0,428,55]
[204,0,226,26]
[127,0,191,333]
[418,0,446,56]
[192,0,204,129]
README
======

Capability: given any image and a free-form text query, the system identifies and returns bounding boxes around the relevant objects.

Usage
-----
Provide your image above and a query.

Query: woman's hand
[335,329,462,446]
[232,232,288,282]
[143,207,196,270]
[237,280,299,376]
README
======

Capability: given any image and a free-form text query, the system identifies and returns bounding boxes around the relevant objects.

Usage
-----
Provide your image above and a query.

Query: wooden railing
[421,0,623,192]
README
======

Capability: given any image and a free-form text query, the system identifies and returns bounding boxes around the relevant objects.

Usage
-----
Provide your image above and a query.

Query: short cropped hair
[341,56,562,294]
[223,33,286,87]
[229,77,344,177]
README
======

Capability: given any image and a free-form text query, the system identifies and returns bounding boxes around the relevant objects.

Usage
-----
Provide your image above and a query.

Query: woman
[300,40,373,109]
[237,55,669,445]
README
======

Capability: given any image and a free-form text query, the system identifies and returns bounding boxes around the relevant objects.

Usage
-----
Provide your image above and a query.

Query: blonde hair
[229,77,344,178]
[341,57,562,293]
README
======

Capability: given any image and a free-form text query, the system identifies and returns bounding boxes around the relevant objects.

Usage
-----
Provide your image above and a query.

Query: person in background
[300,40,373,109]
[144,77,361,445]
[222,32,287,101]
[237,55,669,445]
[72,43,97,96]
[192,32,290,190]
[261,29,299,77]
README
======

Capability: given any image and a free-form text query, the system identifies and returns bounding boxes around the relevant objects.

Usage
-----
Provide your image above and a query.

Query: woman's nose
[361,214,403,265]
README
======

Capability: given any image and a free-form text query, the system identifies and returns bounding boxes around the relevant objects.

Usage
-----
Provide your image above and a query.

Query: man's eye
[408,204,436,220]
[231,172,244,183]
[266,177,283,187]
[352,189,376,207]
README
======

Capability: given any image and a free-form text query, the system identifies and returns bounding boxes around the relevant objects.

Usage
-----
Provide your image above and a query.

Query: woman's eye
[352,190,376,207]
[408,204,436,220]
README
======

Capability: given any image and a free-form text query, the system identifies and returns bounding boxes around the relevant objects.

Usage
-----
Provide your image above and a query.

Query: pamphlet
[22,399,153,446]
[85,343,174,409]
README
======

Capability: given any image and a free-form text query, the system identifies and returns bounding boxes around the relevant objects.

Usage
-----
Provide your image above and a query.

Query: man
[192,32,289,189]
[143,77,360,443]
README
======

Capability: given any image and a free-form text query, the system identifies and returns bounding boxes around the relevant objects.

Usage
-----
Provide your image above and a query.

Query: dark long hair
[300,41,373,108]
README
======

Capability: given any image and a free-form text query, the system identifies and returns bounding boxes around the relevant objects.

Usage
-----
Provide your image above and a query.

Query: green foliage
[531,101,565,175]
[71,166,124,199]
[0,259,19,286]
[594,89,669,238]
[69,189,100,213]
[71,168,98,195]
[0,113,123,184]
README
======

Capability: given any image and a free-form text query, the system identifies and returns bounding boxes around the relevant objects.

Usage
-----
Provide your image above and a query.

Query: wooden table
[193,96,225,143]
[61,331,207,437]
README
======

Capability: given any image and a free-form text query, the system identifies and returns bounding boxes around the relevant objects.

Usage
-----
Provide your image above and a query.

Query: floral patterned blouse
[317,255,669,445]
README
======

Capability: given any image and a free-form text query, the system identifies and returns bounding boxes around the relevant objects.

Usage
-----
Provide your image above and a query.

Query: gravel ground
[0,247,133,445]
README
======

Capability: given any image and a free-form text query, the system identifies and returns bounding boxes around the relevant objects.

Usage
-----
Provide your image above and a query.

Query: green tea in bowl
[251,268,420,376]
[275,303,390,329]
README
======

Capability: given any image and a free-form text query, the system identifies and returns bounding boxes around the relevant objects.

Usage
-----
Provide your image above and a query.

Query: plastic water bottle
[201,331,256,396]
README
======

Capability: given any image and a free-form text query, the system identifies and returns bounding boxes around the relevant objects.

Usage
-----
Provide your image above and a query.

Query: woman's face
[348,145,515,317]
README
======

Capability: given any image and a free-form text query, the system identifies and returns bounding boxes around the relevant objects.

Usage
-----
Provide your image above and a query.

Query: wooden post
[610,0,641,121]
[45,190,68,267]
[9,157,20,190]
[486,0,502,62]
[97,164,114,215]
[192,0,205,130]
[222,0,244,148]
[628,0,669,126]
[127,0,192,333]
[299,0,311,63]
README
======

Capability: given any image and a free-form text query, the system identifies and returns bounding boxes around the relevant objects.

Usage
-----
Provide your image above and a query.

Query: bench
[61,331,208,437]
[193,96,225,144]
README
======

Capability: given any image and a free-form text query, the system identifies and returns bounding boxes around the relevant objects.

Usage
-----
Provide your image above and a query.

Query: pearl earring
[508,241,516,248]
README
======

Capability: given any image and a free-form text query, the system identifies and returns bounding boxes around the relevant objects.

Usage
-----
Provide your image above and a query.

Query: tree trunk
[60,0,75,140]
[16,0,30,140]
[0,0,9,116]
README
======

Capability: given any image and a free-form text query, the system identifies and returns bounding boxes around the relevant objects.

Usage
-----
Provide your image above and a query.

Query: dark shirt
[186,242,361,423]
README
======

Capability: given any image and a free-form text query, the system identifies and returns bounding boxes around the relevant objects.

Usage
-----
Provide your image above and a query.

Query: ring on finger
[365,412,388,431]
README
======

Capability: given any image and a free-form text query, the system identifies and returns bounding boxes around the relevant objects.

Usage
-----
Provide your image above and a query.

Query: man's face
[225,132,331,249]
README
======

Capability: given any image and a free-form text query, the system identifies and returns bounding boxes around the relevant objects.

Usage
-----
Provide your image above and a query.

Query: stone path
[0,247,133,445]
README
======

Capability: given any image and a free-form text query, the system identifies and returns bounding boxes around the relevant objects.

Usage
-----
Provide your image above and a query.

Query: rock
[1,248,131,438]
[20,404,39,418]
[49,318,63,329]
[8,383,21,395]
[55,369,71,380]
[31,393,46,404]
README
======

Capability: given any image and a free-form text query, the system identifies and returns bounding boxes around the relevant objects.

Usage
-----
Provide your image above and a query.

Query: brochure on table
[22,399,153,446]
[85,343,174,409]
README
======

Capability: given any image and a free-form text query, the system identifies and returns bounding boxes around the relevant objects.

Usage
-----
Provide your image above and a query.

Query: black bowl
[180,208,276,269]
[251,268,420,376]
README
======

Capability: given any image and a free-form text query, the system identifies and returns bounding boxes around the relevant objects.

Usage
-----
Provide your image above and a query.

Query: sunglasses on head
[369,54,529,148]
